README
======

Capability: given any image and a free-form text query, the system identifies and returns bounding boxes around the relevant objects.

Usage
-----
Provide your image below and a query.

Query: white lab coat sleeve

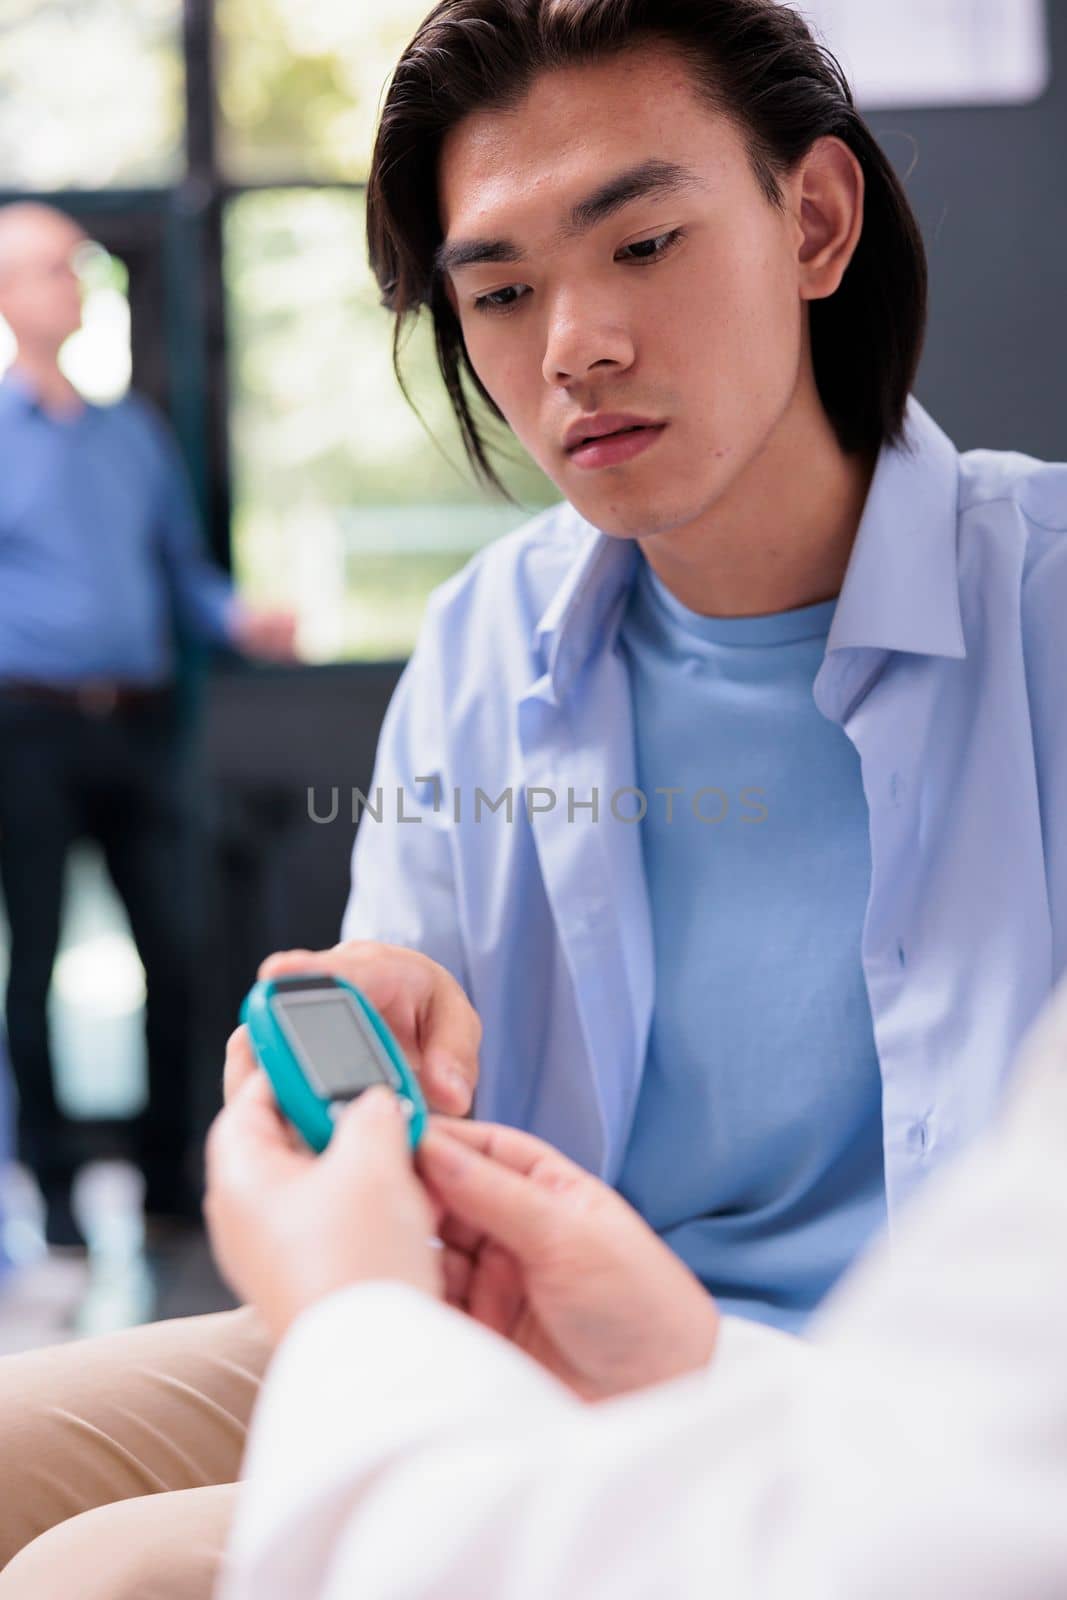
[218,1280,814,1600]
[767,980,1067,1600]
[339,590,468,987]
[217,1282,586,1600]
[221,985,1067,1600]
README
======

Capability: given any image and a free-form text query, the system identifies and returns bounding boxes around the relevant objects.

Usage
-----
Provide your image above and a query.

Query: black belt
[0,679,173,717]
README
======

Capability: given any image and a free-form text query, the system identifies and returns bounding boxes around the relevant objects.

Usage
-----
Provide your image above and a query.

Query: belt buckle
[78,682,119,718]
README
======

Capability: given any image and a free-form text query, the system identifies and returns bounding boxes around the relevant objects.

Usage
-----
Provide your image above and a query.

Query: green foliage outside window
[215,0,437,181]
[0,0,183,189]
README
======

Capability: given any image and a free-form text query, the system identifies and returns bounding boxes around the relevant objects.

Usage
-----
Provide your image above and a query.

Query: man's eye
[617,228,685,263]
[470,229,685,317]
[472,284,530,316]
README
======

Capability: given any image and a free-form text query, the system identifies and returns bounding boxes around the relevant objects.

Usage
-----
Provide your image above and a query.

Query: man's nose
[541,293,636,386]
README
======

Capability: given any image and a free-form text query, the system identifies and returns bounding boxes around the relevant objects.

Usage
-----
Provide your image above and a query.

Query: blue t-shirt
[616,557,887,1333]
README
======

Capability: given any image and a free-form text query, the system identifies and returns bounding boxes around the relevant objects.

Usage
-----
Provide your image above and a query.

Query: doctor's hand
[205,1071,442,1343]
[223,942,480,1116]
[417,1121,720,1402]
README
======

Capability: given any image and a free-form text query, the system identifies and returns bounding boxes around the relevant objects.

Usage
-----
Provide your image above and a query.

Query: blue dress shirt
[0,370,233,685]
[343,397,1067,1321]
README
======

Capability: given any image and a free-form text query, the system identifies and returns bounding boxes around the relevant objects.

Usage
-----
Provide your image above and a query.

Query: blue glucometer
[241,974,427,1152]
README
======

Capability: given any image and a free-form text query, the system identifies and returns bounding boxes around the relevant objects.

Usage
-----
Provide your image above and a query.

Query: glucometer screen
[275,995,392,1099]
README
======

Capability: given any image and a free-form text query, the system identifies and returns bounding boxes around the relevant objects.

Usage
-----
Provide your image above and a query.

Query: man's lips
[566,423,668,471]
[563,413,664,453]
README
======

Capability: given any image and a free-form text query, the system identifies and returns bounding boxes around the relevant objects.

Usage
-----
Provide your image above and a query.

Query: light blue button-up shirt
[343,397,1067,1233]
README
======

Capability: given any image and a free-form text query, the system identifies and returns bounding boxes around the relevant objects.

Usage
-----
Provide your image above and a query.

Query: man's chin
[568,486,706,543]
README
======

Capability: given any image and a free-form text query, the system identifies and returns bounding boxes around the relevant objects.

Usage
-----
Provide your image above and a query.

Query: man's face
[0,213,86,350]
[437,47,811,540]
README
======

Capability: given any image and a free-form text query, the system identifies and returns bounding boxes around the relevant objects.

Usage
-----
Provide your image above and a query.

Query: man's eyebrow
[434,158,704,278]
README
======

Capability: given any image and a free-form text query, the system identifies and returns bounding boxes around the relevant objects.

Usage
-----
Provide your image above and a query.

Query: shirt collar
[532,393,966,702]
[825,395,966,660]
[0,366,92,425]
[531,507,639,703]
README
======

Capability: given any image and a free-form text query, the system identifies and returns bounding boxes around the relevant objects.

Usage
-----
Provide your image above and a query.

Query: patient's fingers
[258,944,480,1116]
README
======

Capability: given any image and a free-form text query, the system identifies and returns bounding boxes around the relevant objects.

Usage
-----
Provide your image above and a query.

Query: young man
[0,3,1064,1593]
[343,0,1066,1334]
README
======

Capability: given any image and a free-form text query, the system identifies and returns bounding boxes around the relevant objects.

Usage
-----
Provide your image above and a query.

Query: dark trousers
[0,692,195,1196]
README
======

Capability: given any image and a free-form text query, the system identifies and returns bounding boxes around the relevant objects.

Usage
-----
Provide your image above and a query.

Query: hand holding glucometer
[241,973,428,1152]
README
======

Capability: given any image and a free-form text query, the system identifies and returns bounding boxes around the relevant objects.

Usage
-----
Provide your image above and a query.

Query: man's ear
[791,135,865,303]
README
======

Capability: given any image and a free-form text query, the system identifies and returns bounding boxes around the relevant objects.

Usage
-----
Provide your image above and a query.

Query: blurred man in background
[0,201,297,1249]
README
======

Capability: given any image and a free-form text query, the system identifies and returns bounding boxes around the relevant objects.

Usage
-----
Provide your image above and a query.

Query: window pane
[0,0,184,189]
[215,0,433,181]
[225,189,557,661]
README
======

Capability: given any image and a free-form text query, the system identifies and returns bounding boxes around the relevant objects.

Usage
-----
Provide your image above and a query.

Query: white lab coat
[219,981,1067,1600]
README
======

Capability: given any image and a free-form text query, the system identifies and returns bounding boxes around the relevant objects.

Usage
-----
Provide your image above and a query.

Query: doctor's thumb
[328,1086,410,1170]
[417,1131,555,1259]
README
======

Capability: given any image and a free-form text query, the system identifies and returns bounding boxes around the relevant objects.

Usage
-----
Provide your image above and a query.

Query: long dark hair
[367,0,928,497]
